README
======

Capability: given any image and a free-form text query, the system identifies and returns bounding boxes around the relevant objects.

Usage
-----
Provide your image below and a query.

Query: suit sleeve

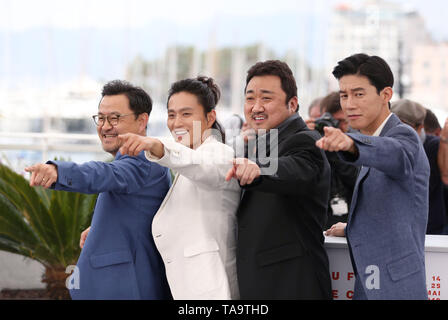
[338,125,420,180]
[243,131,328,196]
[48,153,152,194]
[145,138,239,190]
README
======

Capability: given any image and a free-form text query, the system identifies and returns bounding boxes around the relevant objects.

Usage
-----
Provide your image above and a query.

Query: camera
[314,112,340,135]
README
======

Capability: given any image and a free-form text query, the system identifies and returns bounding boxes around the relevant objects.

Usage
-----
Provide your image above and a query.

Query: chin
[101,144,119,155]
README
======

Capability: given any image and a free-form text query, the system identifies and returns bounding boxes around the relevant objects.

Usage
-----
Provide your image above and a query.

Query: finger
[323,126,334,137]
[320,137,329,151]
[324,131,340,152]
[29,171,37,186]
[24,165,36,173]
[27,165,42,185]
[337,140,350,151]
[122,137,135,156]
[34,172,45,187]
[239,168,249,186]
[235,163,248,183]
[128,139,142,156]
[120,139,131,155]
[134,144,146,156]
[325,225,336,236]
[118,134,132,152]
[234,158,246,165]
[117,133,130,144]
[80,233,86,249]
[43,176,56,189]
[246,167,260,185]
[239,164,253,186]
[119,145,127,156]
[225,166,236,181]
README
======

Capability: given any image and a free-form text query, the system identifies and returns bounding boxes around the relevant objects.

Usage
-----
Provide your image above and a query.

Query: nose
[252,98,265,113]
[170,115,183,129]
[343,95,356,110]
[101,118,113,131]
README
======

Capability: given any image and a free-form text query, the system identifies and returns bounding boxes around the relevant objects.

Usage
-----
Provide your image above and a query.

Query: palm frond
[0,163,96,269]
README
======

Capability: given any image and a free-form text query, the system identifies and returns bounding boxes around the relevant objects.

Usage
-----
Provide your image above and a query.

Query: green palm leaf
[0,163,97,295]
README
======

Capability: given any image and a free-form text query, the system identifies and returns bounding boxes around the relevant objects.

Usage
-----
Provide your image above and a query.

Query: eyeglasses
[92,113,135,126]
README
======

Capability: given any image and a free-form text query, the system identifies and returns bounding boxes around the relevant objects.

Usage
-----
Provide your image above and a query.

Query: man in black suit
[226,60,332,299]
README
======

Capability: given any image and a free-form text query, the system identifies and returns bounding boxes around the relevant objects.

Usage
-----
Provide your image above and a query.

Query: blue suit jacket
[49,151,171,300]
[339,114,430,300]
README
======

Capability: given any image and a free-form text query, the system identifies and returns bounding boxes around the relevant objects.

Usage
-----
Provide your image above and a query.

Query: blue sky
[0,0,447,87]
[0,0,446,39]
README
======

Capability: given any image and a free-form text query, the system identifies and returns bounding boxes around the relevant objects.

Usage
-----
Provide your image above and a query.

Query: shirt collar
[372,113,393,137]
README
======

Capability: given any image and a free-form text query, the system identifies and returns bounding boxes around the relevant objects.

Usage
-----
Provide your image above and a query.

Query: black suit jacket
[236,114,332,299]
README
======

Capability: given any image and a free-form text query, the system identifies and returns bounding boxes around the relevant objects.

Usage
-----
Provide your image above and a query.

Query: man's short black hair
[424,108,442,133]
[245,60,299,111]
[320,92,341,115]
[101,80,152,118]
[332,53,394,94]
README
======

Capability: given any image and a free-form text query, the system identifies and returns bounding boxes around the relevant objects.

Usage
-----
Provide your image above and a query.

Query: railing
[0,132,104,164]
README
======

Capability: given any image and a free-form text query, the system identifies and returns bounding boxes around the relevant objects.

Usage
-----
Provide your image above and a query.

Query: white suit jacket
[146,136,241,300]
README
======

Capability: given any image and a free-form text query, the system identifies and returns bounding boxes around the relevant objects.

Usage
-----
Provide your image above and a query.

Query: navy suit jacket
[339,114,430,300]
[49,151,171,300]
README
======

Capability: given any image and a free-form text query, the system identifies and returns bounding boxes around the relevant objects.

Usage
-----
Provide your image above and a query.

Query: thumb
[323,126,331,135]
[117,133,128,143]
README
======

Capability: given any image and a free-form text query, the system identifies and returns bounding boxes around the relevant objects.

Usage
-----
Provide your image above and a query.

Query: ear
[381,87,393,105]
[206,110,217,129]
[287,97,299,114]
[416,124,424,134]
[138,113,149,133]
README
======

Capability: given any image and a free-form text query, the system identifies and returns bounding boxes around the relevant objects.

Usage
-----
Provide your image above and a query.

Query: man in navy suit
[320,54,430,300]
[25,80,171,300]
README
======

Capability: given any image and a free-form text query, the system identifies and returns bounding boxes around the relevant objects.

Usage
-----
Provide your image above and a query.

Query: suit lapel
[154,172,180,216]
[380,113,400,137]
[239,115,307,207]
[347,166,370,226]
[347,114,399,227]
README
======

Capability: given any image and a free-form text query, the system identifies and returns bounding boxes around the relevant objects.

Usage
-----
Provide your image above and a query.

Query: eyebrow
[97,111,121,115]
[245,89,275,95]
[340,88,366,93]
[167,107,194,113]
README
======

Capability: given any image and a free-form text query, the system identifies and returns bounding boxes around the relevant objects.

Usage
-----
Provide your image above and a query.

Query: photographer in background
[314,92,359,228]
[305,97,323,130]
[314,92,349,135]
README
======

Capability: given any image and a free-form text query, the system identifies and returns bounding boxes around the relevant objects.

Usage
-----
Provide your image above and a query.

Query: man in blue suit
[25,80,172,300]
[319,54,430,300]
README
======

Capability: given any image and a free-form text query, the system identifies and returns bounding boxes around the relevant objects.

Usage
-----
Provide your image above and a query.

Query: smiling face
[97,94,148,156]
[339,74,393,136]
[244,75,297,133]
[167,91,215,149]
